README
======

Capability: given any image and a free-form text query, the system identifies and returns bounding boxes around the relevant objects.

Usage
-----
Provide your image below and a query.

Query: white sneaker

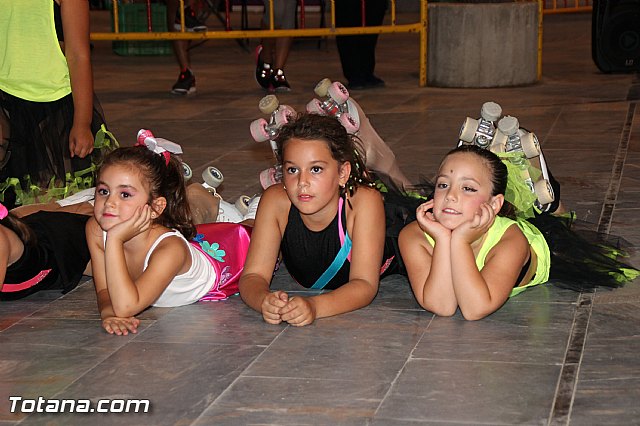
[216,200,244,223]
[243,196,261,221]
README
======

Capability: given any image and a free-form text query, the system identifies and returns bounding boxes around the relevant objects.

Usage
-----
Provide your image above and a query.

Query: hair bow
[0,203,7,220]
[136,129,184,165]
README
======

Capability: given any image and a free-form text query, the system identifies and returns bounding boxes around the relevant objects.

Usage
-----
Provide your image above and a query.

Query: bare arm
[59,0,94,158]
[103,207,188,318]
[451,221,530,320]
[0,231,11,289]
[238,185,290,324]
[399,200,458,316]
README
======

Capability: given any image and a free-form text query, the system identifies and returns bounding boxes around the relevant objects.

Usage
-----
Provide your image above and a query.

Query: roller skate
[306,78,360,133]
[457,101,503,148]
[249,94,296,189]
[188,165,257,224]
[492,116,555,212]
[456,106,556,213]
[306,78,413,190]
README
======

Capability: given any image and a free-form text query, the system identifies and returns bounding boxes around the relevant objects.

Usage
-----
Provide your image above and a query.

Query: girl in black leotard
[239,113,397,326]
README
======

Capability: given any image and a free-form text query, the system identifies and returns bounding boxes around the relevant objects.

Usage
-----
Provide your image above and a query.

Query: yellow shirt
[423,215,551,297]
[0,0,71,102]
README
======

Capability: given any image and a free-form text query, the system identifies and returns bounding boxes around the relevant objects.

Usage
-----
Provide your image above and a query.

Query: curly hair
[274,113,375,197]
[98,146,196,239]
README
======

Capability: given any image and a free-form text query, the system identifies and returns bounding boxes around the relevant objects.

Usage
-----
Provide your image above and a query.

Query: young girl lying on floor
[0,202,92,300]
[399,145,639,320]
[239,113,404,326]
[86,145,250,335]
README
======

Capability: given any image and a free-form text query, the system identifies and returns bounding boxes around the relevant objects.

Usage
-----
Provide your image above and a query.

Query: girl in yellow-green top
[0,0,112,209]
[399,145,638,321]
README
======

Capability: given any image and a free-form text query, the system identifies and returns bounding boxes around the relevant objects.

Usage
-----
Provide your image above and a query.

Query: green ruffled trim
[94,124,119,150]
[618,267,640,282]
[0,167,96,206]
[497,152,540,219]
[0,125,119,206]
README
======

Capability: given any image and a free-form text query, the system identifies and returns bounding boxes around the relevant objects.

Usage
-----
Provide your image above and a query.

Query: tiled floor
[1,10,639,426]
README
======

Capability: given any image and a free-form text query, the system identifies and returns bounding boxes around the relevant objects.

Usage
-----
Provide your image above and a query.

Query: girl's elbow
[112,302,142,318]
[420,300,457,317]
[459,305,494,321]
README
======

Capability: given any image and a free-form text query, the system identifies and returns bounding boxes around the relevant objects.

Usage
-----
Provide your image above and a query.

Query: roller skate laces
[243,196,261,221]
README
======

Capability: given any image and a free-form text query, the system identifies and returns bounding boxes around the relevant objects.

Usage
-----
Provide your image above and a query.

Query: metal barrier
[543,0,592,14]
[91,0,429,86]
[91,1,592,87]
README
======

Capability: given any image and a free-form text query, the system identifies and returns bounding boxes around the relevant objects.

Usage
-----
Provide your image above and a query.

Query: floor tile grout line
[190,326,290,425]
[371,314,434,420]
[547,292,594,426]
[598,102,636,235]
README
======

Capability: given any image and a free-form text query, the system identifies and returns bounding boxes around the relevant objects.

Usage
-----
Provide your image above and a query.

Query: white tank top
[102,230,217,307]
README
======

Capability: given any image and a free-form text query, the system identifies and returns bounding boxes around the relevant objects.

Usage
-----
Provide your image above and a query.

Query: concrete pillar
[427,1,539,88]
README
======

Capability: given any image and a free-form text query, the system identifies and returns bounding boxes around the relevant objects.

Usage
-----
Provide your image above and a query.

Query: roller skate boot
[306,78,360,134]
[249,95,296,189]
[493,116,555,212]
[458,101,502,148]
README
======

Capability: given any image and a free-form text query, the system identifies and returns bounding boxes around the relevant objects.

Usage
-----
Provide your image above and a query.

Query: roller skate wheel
[521,131,541,159]
[250,118,271,143]
[235,195,251,216]
[260,167,280,189]
[459,117,479,143]
[339,112,360,134]
[202,166,223,188]
[480,102,502,122]
[328,82,350,105]
[534,179,555,205]
[275,105,296,126]
[258,94,279,115]
[492,129,508,148]
[306,98,325,115]
[314,78,332,97]
[497,116,519,136]
[182,162,193,181]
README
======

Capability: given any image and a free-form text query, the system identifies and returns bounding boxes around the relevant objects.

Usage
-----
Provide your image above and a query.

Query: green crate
[112,3,172,56]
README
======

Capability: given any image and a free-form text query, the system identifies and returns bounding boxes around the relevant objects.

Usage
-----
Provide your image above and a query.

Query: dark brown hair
[274,113,375,197]
[99,146,196,239]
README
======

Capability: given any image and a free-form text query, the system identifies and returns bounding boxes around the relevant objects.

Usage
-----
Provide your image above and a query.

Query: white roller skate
[492,116,555,212]
[457,101,502,148]
[306,78,360,134]
[249,95,296,189]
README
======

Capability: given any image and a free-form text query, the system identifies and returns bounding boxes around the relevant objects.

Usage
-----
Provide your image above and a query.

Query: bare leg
[167,0,191,71]
[349,99,412,189]
[11,201,94,218]
[273,37,292,69]
[186,183,220,225]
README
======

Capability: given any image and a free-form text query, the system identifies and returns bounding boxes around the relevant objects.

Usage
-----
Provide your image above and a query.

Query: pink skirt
[191,222,252,301]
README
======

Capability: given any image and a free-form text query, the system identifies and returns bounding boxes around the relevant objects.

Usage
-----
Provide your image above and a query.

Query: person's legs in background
[255,0,297,92]
[167,0,204,95]
[335,0,387,90]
